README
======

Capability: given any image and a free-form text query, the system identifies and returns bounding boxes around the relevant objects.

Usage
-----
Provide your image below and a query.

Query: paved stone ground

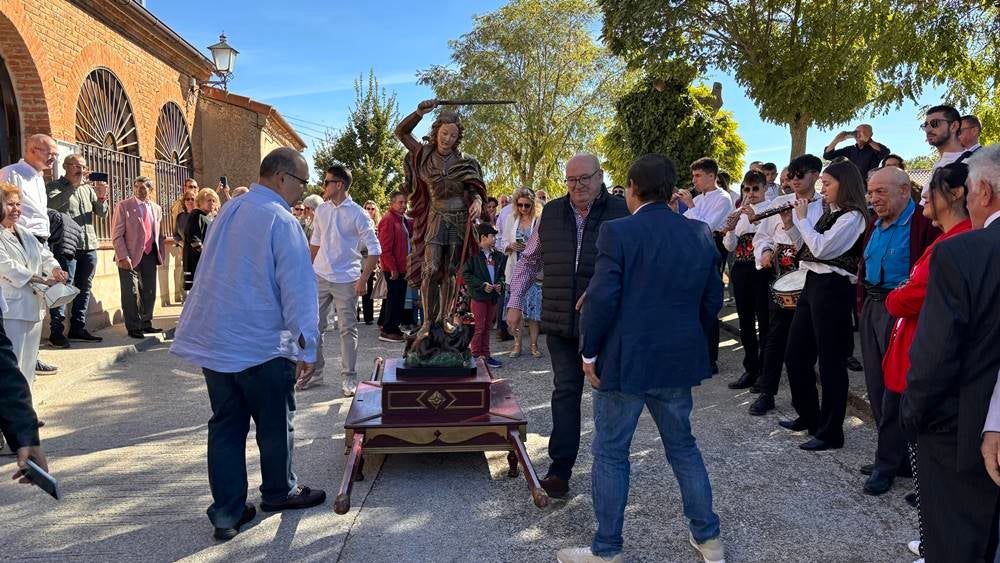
[0,312,919,562]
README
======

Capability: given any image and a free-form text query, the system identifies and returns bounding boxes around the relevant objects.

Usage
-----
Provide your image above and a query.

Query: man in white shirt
[672,157,734,375]
[0,134,60,376]
[309,164,381,396]
[923,104,968,171]
[170,148,326,541]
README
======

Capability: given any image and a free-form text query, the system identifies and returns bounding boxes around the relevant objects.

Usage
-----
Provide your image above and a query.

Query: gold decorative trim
[385,390,427,409]
[445,389,486,409]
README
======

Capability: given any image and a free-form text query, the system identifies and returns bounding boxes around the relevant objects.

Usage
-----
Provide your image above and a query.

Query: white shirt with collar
[985,209,1000,229]
[764,182,781,201]
[722,200,770,252]
[310,195,381,284]
[789,204,867,282]
[0,159,49,238]
[751,194,824,270]
[683,187,734,232]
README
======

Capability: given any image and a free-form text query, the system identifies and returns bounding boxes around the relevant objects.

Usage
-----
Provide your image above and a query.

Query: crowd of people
[2,99,999,563]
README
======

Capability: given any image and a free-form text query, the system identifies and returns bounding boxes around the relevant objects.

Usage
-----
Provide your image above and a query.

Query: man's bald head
[24,134,57,172]
[259,147,309,205]
[867,166,912,220]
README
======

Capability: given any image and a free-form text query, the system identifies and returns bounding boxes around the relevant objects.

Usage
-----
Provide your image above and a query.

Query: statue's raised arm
[394,100,489,368]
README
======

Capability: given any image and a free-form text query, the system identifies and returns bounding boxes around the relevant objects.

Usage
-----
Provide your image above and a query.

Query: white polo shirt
[310,196,381,284]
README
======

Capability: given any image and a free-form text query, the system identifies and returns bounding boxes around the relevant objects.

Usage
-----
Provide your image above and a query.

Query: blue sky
[150,0,946,181]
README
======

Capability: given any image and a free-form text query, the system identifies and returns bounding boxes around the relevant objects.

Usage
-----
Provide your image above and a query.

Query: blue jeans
[591,386,720,557]
[203,357,298,528]
[49,250,98,335]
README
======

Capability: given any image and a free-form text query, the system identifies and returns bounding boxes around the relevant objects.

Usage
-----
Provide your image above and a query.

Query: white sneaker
[689,533,725,563]
[341,380,357,397]
[555,546,624,563]
[907,540,920,556]
[913,559,924,563]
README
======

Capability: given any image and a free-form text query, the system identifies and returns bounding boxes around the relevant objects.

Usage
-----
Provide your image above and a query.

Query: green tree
[313,70,405,208]
[599,0,979,160]
[417,0,626,197]
[601,78,745,187]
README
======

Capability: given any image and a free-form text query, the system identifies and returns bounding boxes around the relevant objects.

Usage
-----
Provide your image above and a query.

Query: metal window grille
[77,142,140,241]
[155,159,191,236]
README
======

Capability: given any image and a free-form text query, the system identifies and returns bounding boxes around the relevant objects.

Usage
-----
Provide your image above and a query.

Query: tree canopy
[313,71,405,208]
[599,0,989,160]
[602,78,745,187]
[418,0,625,196]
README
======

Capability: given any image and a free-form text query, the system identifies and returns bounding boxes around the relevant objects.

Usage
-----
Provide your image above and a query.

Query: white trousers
[3,317,42,391]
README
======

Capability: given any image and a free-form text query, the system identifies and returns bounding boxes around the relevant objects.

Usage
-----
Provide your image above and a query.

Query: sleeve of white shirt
[309,206,323,247]
[752,214,777,269]
[984,369,1000,434]
[684,192,733,231]
[274,219,320,363]
[359,209,381,255]
[722,223,739,252]
[792,210,866,260]
[582,355,596,364]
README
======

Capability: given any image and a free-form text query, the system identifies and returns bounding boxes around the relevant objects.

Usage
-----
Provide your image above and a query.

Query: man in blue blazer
[557,154,725,563]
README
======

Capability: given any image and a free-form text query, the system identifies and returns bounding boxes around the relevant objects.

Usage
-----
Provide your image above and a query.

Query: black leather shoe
[127,329,145,339]
[142,327,164,334]
[778,418,813,432]
[213,503,256,541]
[260,485,326,512]
[748,393,775,416]
[904,490,918,508]
[860,463,876,476]
[49,333,70,349]
[799,437,843,451]
[846,356,863,372]
[863,472,894,496]
[68,329,103,343]
[727,372,758,390]
[539,475,570,498]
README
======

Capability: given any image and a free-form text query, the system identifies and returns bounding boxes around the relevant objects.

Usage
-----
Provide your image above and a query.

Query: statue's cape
[403,144,488,288]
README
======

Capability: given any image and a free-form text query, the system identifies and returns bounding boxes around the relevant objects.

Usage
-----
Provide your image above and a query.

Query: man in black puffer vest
[507,153,628,498]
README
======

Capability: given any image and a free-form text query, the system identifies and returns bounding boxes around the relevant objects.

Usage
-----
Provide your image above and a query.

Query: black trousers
[546,333,585,481]
[706,236,728,369]
[757,301,794,396]
[917,431,1000,562]
[860,294,907,475]
[784,271,855,445]
[730,262,772,375]
[359,273,375,323]
[380,276,408,334]
[118,250,158,332]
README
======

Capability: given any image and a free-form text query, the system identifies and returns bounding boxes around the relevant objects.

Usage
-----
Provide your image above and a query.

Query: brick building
[0,0,305,329]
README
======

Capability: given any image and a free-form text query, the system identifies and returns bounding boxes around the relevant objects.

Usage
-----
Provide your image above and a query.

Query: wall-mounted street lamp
[204,33,239,90]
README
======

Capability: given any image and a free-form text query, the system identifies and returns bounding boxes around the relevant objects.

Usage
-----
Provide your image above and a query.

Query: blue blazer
[580,201,723,393]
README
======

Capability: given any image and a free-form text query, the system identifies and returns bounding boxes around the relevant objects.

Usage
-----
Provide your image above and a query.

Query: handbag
[372,270,388,300]
[32,282,80,309]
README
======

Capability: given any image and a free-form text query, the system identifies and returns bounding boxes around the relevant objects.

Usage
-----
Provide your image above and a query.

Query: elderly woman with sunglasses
[170,187,198,303]
[721,170,773,391]
[502,187,544,358]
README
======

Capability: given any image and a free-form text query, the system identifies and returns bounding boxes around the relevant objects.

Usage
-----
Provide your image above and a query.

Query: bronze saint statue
[395,99,489,367]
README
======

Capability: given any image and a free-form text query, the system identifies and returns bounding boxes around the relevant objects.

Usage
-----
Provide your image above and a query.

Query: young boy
[463,223,507,369]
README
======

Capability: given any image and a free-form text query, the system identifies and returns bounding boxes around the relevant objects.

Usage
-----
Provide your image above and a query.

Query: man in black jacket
[0,318,48,481]
[901,144,1000,562]
[506,153,629,498]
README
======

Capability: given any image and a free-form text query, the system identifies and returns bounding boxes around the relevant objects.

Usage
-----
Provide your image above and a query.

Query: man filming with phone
[823,124,891,180]
[46,154,109,346]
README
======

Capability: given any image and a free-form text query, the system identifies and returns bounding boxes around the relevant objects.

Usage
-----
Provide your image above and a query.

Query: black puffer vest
[538,190,629,338]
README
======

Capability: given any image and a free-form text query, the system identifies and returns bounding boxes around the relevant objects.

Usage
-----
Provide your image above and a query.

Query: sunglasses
[184,197,195,201]
[364,207,375,211]
[789,171,815,180]
[920,118,953,131]
[516,203,532,209]
[293,207,305,211]
[741,185,762,193]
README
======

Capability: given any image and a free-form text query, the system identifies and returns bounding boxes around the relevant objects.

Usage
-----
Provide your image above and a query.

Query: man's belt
[863,284,893,301]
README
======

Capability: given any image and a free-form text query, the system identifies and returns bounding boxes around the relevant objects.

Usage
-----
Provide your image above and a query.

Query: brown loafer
[540,475,570,498]
[260,485,327,512]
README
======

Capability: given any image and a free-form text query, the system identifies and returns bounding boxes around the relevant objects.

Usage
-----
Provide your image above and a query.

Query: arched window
[154,101,194,231]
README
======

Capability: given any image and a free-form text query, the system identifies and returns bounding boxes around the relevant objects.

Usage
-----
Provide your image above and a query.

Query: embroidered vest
[734,233,755,264]
[798,209,864,274]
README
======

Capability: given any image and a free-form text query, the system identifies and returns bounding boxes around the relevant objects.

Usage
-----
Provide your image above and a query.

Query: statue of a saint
[395,99,489,366]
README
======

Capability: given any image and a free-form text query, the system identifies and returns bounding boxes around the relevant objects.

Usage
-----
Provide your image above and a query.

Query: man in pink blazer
[112,176,167,338]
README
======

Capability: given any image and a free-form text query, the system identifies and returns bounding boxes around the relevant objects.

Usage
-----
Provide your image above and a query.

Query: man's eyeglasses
[284,171,308,187]
[920,118,953,131]
[565,170,600,186]
[741,185,762,193]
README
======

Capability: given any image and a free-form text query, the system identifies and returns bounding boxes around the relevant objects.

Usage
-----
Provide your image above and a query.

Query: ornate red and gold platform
[334,357,549,514]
